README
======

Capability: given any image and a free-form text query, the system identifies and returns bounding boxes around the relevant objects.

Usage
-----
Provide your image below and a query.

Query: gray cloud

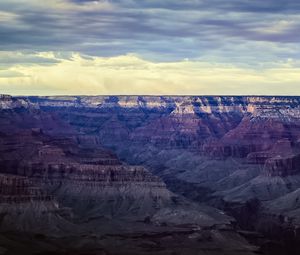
[0,0,299,64]
[0,52,61,68]
[0,70,28,77]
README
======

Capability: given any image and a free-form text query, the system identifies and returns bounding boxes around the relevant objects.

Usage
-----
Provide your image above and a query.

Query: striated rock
[0,173,73,233]
[264,154,300,177]
[0,94,35,110]
[0,94,12,101]
[0,130,173,219]
[4,95,300,177]
[247,139,294,164]
[245,139,300,177]
[5,95,300,253]
[19,95,300,158]
[0,174,50,203]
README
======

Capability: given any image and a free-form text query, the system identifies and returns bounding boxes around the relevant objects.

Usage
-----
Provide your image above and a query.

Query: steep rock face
[19,95,300,236]
[218,117,299,157]
[6,95,300,253]
[246,139,300,177]
[0,173,72,233]
[0,94,34,110]
[0,96,262,255]
[25,150,172,219]
[0,174,50,203]
[0,103,223,226]
[264,188,300,226]
[264,154,300,177]
[0,100,173,221]
[0,130,173,219]
[14,96,300,198]
[11,96,300,174]
[247,139,294,164]
[23,96,300,157]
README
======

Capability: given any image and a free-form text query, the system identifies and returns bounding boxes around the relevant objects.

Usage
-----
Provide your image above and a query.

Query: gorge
[1,94,300,254]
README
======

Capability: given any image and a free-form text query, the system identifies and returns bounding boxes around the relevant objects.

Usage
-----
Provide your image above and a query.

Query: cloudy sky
[0,0,300,95]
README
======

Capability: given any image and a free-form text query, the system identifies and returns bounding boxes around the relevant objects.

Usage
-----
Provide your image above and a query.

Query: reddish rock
[264,154,300,177]
[247,139,294,164]
[0,174,51,203]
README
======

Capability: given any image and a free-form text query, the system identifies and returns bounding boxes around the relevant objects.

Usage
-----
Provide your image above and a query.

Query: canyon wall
[2,94,300,254]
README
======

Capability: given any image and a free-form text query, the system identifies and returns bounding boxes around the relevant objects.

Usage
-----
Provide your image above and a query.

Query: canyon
[1,94,300,254]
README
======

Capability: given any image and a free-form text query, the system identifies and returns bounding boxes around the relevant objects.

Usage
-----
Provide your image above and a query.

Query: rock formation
[3,95,300,254]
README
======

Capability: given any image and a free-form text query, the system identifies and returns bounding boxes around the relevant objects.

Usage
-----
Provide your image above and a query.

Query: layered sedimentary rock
[3,95,300,253]
[0,98,230,225]
[8,95,298,182]
[264,154,300,177]
[17,96,300,238]
[0,174,50,203]
[0,94,35,110]
[8,95,300,169]
[22,95,299,151]
[0,96,259,255]
[0,130,173,220]
[0,173,72,233]
[247,139,294,164]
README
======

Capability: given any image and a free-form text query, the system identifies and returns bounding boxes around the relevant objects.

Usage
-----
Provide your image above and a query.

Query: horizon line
[9,94,300,98]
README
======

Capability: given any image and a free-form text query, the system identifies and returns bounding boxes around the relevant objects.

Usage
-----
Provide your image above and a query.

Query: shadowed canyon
[1,94,300,254]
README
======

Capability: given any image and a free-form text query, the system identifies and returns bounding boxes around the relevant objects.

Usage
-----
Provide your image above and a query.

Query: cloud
[0,1,300,95]
[0,70,27,78]
[0,51,61,68]
[0,51,299,95]
[0,10,19,22]
[1,0,300,58]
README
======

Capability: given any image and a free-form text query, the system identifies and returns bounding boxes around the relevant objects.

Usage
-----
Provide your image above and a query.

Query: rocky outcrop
[0,130,174,219]
[0,94,34,110]
[0,173,73,233]
[0,174,50,203]
[247,139,293,162]
[246,139,300,176]
[264,154,300,177]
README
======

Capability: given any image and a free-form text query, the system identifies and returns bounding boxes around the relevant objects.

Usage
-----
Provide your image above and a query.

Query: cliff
[0,174,50,203]
[0,129,174,220]
[2,95,298,254]
[16,95,300,176]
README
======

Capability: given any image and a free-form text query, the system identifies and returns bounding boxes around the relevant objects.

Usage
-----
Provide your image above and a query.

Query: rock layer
[2,95,300,254]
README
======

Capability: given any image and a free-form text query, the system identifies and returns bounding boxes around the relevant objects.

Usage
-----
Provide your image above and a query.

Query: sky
[0,0,300,95]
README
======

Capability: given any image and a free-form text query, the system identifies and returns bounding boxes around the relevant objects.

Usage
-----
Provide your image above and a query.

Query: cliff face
[16,96,300,231]
[22,95,300,176]
[6,95,300,179]
[2,95,300,254]
[0,129,173,220]
[0,174,50,203]
[0,96,243,248]
[0,173,73,234]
